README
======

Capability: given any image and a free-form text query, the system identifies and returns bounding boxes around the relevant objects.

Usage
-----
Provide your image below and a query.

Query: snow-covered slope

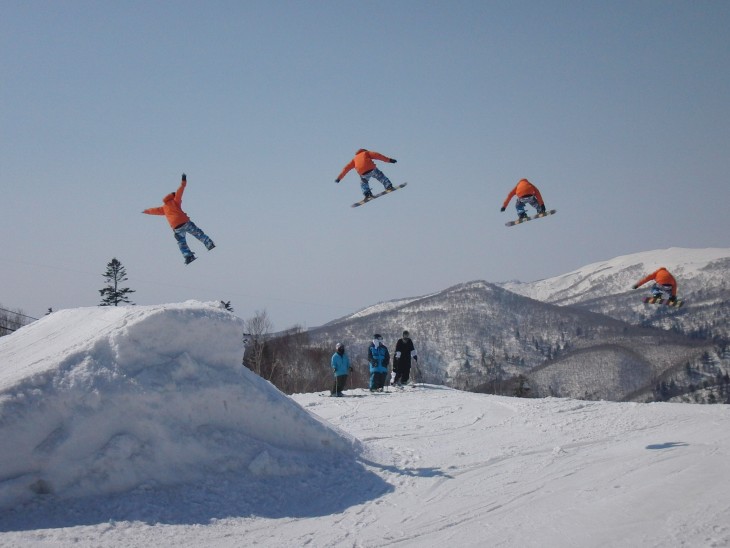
[500,247,730,338]
[501,247,730,304]
[0,302,357,509]
[1,386,729,547]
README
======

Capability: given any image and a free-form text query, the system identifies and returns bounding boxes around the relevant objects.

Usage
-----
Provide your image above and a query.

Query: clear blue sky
[2,1,729,329]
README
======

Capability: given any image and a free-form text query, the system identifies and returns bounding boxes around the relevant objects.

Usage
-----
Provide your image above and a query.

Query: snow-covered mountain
[500,247,730,339]
[307,280,721,401]
[303,249,730,401]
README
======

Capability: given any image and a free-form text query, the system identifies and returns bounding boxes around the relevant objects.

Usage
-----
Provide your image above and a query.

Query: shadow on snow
[0,454,393,532]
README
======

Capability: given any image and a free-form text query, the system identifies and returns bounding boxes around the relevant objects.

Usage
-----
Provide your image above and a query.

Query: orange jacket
[337,149,393,180]
[634,268,677,296]
[143,180,190,229]
[502,179,544,209]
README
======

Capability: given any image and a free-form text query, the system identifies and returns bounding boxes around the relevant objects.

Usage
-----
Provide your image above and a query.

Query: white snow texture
[0,302,356,510]
[1,298,729,547]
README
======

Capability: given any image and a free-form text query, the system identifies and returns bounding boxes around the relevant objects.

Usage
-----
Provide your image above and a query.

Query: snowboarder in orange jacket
[500,179,547,220]
[143,174,215,265]
[632,267,678,303]
[335,149,397,200]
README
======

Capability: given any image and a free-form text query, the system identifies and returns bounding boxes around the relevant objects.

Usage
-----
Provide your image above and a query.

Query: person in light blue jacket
[330,343,352,397]
[368,334,390,392]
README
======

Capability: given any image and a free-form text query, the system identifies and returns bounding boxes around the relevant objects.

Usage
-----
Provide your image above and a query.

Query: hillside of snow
[0,304,729,546]
[500,247,730,304]
[500,247,730,339]
[1,384,729,547]
[0,302,358,510]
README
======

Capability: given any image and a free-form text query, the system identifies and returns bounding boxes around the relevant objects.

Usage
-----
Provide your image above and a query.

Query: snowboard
[505,209,557,227]
[352,182,407,208]
[643,296,684,308]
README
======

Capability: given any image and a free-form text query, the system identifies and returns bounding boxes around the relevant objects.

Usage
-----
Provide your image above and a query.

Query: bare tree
[243,309,272,376]
[0,304,36,337]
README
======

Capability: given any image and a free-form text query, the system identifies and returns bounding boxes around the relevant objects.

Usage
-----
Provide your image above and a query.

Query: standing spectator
[393,330,418,386]
[330,342,351,397]
[368,334,390,392]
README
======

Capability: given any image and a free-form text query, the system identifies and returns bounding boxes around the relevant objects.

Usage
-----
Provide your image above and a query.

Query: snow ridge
[0,301,357,509]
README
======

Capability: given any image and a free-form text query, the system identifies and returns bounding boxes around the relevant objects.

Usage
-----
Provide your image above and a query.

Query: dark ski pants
[370,371,387,390]
[173,221,215,258]
[394,363,412,385]
[331,374,348,395]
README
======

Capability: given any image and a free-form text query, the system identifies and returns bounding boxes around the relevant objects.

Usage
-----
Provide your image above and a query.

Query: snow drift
[0,302,357,509]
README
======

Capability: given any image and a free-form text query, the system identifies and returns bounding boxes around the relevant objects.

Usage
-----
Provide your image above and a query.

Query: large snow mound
[0,302,357,509]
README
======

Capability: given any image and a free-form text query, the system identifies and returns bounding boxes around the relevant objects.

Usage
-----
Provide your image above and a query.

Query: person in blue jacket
[330,342,352,397]
[368,334,390,392]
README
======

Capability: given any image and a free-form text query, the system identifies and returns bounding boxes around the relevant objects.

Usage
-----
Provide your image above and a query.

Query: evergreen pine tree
[99,258,135,306]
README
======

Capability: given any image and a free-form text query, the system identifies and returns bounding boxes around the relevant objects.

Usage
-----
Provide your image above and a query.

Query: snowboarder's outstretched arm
[142,206,164,215]
[174,174,187,205]
[336,161,356,183]
[368,152,395,164]
[501,187,518,210]
[632,269,678,296]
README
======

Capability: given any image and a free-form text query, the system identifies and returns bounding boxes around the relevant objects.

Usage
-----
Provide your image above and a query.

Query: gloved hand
[335,178,340,183]
[182,173,186,182]
[390,159,397,163]
[539,205,546,214]
[668,296,677,304]
[631,285,638,290]
[500,207,506,212]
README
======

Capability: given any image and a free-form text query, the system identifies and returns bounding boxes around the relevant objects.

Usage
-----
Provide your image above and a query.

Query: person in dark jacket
[393,330,418,386]
[330,343,351,397]
[368,334,390,392]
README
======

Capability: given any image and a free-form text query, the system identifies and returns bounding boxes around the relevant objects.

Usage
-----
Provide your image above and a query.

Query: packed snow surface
[0,302,356,510]
[1,302,729,547]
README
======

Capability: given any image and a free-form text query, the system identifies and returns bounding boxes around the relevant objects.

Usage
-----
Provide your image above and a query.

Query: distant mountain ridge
[302,248,729,402]
[499,247,730,339]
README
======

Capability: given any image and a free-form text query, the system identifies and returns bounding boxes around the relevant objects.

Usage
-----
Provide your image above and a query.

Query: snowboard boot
[364,191,374,200]
[184,254,197,265]
[384,184,394,191]
[206,241,216,251]
[518,213,529,221]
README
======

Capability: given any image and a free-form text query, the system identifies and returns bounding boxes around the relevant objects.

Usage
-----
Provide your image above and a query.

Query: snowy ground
[1,304,729,547]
